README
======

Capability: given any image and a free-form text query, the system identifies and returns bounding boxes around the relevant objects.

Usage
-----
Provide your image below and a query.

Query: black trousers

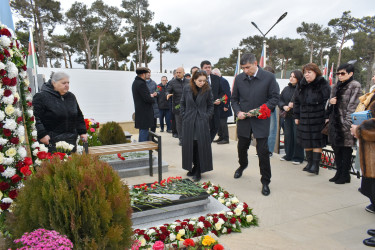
[217,117,229,141]
[238,135,271,185]
[150,118,157,132]
[210,117,219,142]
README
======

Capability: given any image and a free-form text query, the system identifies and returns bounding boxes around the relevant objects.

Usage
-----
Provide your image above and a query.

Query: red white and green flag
[26,29,38,72]
[328,63,334,85]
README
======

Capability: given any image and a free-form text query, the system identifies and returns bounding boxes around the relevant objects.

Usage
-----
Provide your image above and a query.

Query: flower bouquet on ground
[13,229,73,249]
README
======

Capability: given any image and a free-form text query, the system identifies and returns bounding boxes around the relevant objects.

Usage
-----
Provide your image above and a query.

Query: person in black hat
[132,67,155,142]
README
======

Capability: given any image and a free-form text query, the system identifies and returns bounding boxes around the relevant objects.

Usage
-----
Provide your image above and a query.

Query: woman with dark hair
[180,70,214,182]
[279,70,305,164]
[294,63,331,175]
[327,63,361,184]
[33,72,88,152]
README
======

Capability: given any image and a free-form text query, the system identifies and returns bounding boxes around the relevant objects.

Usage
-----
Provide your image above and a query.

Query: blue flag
[0,0,15,31]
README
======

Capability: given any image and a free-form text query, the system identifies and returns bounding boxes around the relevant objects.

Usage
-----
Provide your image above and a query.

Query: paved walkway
[124,131,372,250]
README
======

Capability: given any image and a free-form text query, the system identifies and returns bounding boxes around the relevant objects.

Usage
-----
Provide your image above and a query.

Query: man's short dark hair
[191,66,199,74]
[136,67,149,75]
[263,66,275,74]
[161,76,168,80]
[200,60,211,68]
[240,53,257,65]
[337,63,355,74]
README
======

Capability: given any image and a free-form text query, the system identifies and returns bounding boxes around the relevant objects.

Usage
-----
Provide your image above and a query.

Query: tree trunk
[159,44,163,73]
[61,45,68,68]
[84,38,92,69]
[319,48,324,68]
[96,34,103,70]
[139,21,143,67]
[67,51,73,68]
[309,43,314,63]
[49,58,52,68]
[337,33,346,72]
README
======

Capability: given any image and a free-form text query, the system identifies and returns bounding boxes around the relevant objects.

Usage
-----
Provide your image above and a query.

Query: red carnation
[8,190,17,199]
[204,221,212,228]
[23,157,33,166]
[198,216,205,222]
[12,97,18,105]
[3,129,12,137]
[16,41,19,49]
[227,228,232,234]
[0,28,11,37]
[183,239,195,247]
[52,152,66,160]
[2,77,11,86]
[4,89,12,97]
[3,49,10,57]
[10,137,19,145]
[11,174,22,183]
[0,69,5,76]
[27,102,32,107]
[0,203,11,210]
[16,117,23,124]
[188,224,194,231]
[37,151,48,160]
[29,116,35,122]
[144,235,150,241]
[213,244,224,250]
[196,228,203,235]
[230,217,237,224]
[22,65,27,71]
[0,182,10,191]
[213,217,219,223]
[20,166,32,176]
[16,161,24,169]
[0,165,4,172]
[10,78,17,86]
[28,87,32,92]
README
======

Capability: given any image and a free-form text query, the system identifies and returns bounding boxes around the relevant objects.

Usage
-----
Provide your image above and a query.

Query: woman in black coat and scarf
[33,72,87,152]
[294,63,331,175]
[327,63,361,184]
[279,70,305,164]
[180,70,214,182]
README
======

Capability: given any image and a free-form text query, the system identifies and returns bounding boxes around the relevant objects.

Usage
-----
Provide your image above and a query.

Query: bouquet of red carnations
[248,104,271,119]
[219,94,228,104]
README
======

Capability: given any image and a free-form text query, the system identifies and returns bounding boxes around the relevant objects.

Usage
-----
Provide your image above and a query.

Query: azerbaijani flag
[26,30,38,71]
[323,58,328,79]
[259,45,265,68]
[328,63,334,85]
[0,0,14,31]
[232,49,241,94]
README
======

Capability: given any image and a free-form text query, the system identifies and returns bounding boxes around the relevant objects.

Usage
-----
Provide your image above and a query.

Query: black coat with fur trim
[328,78,362,147]
[294,76,331,148]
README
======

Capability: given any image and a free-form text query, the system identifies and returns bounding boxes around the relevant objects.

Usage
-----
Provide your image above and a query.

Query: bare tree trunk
[49,58,52,68]
[96,34,103,70]
[309,43,314,63]
[84,38,92,69]
[319,48,324,68]
[159,45,163,73]
[67,51,73,68]
[337,34,346,72]
[139,22,143,67]
[61,45,68,68]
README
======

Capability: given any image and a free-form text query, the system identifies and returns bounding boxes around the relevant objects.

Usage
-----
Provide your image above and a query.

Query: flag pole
[28,24,38,92]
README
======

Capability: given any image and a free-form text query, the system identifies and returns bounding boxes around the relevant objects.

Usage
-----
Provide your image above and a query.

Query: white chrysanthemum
[0,36,11,47]
[219,192,224,197]
[207,216,213,222]
[234,207,242,216]
[170,224,176,230]
[31,130,37,137]
[218,218,225,225]
[218,198,225,204]
[19,136,25,143]
[189,221,195,225]
[147,229,155,235]
[3,157,14,165]
[169,233,176,241]
[3,119,17,131]
[222,227,227,233]
[16,125,25,136]
[18,147,27,158]
[246,215,253,222]
[178,229,185,236]
[0,153,3,164]
[2,95,14,105]
[14,92,19,100]
[231,197,239,204]
[27,109,33,117]
[2,198,13,204]
[24,78,30,86]
[197,222,204,228]
[5,105,15,116]
[226,211,233,216]
[14,108,22,117]
[32,142,40,148]
[0,88,3,96]
[6,61,18,78]
[0,62,5,70]
[19,71,27,79]
[32,149,39,156]
[5,148,16,157]
[25,94,32,101]
[0,111,5,121]
[215,222,222,231]
[225,201,231,207]
[35,159,42,165]
[0,139,8,146]
[76,145,83,154]
[2,167,16,178]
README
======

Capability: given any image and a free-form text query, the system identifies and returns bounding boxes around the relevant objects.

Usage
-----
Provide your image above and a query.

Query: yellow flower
[215,222,222,231]
[0,191,3,200]
[0,153,3,164]
[176,233,182,241]
[178,229,185,236]
[24,79,30,86]
[246,215,254,222]
[202,235,216,246]
[218,198,225,204]
[20,136,25,143]
[5,105,15,115]
[14,92,19,100]
[140,237,146,247]
[234,207,242,216]
[5,148,17,157]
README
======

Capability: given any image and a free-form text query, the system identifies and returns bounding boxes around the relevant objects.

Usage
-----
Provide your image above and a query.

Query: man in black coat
[166,67,189,145]
[231,53,280,196]
[201,60,224,142]
[212,68,232,144]
[132,67,155,142]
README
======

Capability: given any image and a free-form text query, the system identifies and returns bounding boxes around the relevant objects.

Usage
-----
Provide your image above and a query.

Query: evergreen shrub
[98,121,128,145]
[6,154,133,249]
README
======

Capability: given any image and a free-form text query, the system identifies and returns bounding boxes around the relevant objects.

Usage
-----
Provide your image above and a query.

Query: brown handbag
[321,121,329,135]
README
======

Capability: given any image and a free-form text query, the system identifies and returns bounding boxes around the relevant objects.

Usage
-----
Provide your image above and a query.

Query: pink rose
[90,128,95,133]
[152,241,164,250]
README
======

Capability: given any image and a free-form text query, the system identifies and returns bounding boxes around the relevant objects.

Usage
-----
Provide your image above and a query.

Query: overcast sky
[55,0,373,73]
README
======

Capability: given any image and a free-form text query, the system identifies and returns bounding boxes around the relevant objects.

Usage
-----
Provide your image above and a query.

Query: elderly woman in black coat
[279,70,305,164]
[294,63,331,175]
[33,72,87,152]
[180,70,214,182]
[327,63,361,184]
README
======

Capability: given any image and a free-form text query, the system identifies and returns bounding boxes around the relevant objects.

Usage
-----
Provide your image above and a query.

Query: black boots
[307,152,321,175]
[330,147,352,184]
[303,151,313,171]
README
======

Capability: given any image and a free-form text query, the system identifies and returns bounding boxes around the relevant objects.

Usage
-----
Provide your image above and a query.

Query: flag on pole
[323,57,329,79]
[0,0,15,31]
[259,45,265,68]
[27,29,38,72]
[232,49,241,93]
[328,63,334,85]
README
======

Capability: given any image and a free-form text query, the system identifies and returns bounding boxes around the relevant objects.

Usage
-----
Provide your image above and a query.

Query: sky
[39,0,375,73]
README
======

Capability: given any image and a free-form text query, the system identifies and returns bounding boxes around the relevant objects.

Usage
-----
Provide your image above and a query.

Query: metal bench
[84,131,162,182]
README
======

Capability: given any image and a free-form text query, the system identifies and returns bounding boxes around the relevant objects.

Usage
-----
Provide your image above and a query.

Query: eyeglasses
[336,72,347,76]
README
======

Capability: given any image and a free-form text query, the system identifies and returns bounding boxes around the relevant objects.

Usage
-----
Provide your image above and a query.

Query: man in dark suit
[212,68,232,144]
[201,60,223,142]
[231,53,280,196]
[132,67,155,142]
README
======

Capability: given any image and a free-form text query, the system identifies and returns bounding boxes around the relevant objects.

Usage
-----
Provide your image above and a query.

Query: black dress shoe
[234,167,246,179]
[368,229,375,236]
[262,184,270,196]
[363,236,375,247]
[173,134,178,138]
[187,171,193,177]
[166,130,172,133]
[192,175,201,182]
[213,138,223,142]
[217,140,229,144]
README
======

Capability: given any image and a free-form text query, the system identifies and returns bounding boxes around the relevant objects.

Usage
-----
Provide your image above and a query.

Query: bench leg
[158,147,162,183]
[149,150,153,177]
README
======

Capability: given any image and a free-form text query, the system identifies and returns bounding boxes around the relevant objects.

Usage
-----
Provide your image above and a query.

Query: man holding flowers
[231,53,280,196]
